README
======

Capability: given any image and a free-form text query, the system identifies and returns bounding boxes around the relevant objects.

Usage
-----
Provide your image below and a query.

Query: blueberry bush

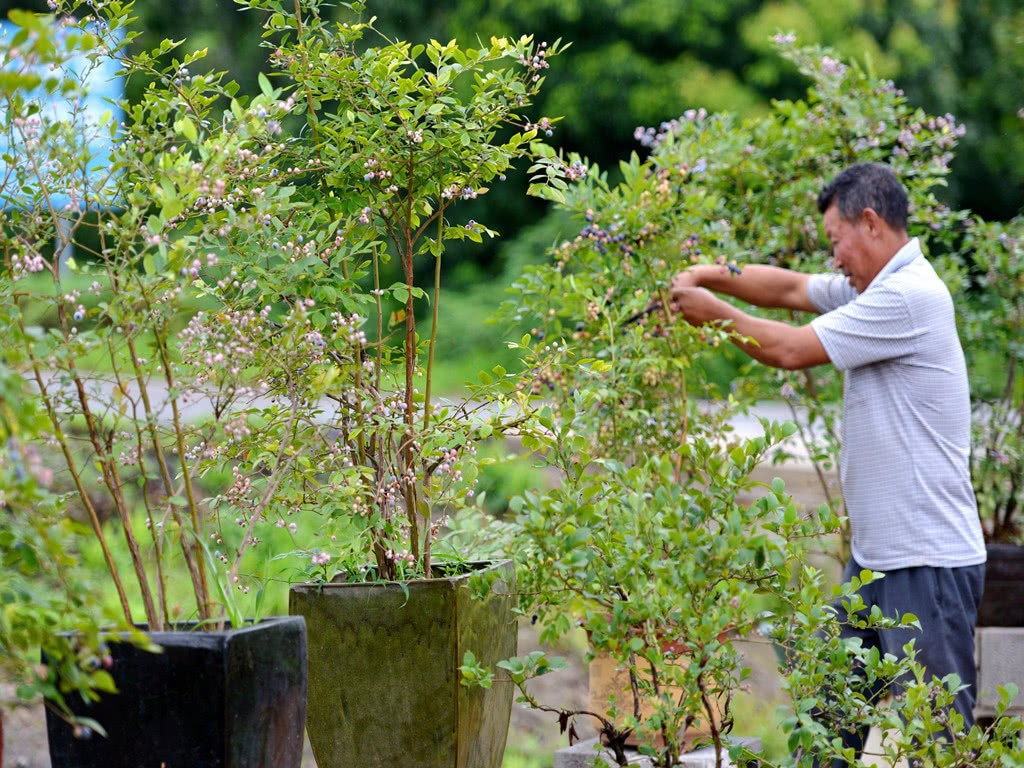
[0,0,560,729]
[462,40,1024,768]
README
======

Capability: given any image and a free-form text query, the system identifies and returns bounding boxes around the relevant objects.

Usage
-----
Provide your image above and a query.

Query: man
[669,162,986,760]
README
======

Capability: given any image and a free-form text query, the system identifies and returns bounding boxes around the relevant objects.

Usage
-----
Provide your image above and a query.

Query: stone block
[976,626,1024,718]
[553,736,761,768]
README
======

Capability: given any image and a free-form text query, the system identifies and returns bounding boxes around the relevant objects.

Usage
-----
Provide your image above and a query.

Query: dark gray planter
[45,616,307,768]
[977,543,1024,627]
[289,559,517,768]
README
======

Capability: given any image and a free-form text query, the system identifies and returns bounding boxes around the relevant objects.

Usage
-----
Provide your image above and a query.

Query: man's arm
[671,264,818,313]
[670,287,830,371]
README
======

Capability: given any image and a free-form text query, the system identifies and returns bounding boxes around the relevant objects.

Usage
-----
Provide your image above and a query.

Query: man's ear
[860,207,883,236]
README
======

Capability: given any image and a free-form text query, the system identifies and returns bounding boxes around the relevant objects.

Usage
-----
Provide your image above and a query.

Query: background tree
[2,0,1020,360]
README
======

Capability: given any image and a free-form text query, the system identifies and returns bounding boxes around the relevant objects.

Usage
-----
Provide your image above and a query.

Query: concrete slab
[553,736,761,768]
[976,626,1024,718]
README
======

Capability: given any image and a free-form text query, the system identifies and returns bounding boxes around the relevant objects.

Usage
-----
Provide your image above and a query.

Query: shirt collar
[867,237,921,290]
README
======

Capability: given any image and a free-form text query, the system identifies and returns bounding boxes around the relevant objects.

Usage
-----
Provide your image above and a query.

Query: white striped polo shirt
[808,237,986,571]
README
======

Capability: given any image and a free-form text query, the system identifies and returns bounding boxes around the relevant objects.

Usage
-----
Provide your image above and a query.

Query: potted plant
[201,2,564,767]
[1,4,308,765]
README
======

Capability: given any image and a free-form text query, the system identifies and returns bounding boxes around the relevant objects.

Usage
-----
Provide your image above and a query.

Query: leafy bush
[462,40,1024,767]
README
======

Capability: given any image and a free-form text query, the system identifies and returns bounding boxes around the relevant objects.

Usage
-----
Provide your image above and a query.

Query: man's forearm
[721,305,829,370]
[670,288,830,370]
[681,264,816,313]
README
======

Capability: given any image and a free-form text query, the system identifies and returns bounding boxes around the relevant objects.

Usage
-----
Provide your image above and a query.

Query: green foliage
[210,0,565,582]
[0,0,563,727]
[0,0,312,631]
[0,363,144,735]
[430,0,1024,224]
[779,568,1024,767]
[956,216,1024,543]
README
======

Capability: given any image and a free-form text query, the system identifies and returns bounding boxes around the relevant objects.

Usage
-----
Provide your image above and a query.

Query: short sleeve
[809,285,922,371]
[808,273,858,314]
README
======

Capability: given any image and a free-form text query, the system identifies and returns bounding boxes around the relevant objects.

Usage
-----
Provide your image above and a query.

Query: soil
[1,462,835,767]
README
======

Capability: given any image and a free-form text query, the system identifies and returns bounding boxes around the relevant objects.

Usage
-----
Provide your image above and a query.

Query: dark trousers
[815,556,985,767]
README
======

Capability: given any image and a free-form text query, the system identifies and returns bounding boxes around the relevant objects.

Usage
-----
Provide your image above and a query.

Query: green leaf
[161,197,184,220]
[390,283,410,304]
[258,72,275,98]
[175,117,197,143]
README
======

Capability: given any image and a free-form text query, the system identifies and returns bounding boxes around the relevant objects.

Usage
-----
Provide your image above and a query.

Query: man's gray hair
[817,162,909,232]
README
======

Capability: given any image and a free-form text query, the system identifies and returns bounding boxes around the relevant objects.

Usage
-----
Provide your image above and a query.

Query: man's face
[823,202,873,293]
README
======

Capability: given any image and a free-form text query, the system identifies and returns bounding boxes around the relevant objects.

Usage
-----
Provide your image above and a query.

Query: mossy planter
[45,616,307,768]
[289,559,516,768]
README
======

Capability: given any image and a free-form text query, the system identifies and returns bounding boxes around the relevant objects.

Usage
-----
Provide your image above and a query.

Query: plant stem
[23,359,134,624]
[103,334,171,630]
[423,196,443,433]
[292,0,319,148]
[400,207,422,568]
[369,245,388,575]
[153,331,212,621]
[227,399,300,593]
[419,191,447,579]
[7,232,137,623]
[54,288,158,626]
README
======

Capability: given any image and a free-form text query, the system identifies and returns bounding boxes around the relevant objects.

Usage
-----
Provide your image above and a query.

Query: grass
[502,734,551,768]
[73,483,333,626]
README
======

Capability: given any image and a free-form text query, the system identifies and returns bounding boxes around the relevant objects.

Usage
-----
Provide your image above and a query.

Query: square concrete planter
[289,560,516,768]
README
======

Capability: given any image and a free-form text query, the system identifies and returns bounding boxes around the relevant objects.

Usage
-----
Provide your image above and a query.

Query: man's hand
[669,286,727,327]
[670,269,701,293]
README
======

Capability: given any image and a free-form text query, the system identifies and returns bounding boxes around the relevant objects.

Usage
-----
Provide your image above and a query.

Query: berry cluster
[8,247,47,280]
[819,56,846,78]
[518,41,551,84]
[634,108,709,149]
